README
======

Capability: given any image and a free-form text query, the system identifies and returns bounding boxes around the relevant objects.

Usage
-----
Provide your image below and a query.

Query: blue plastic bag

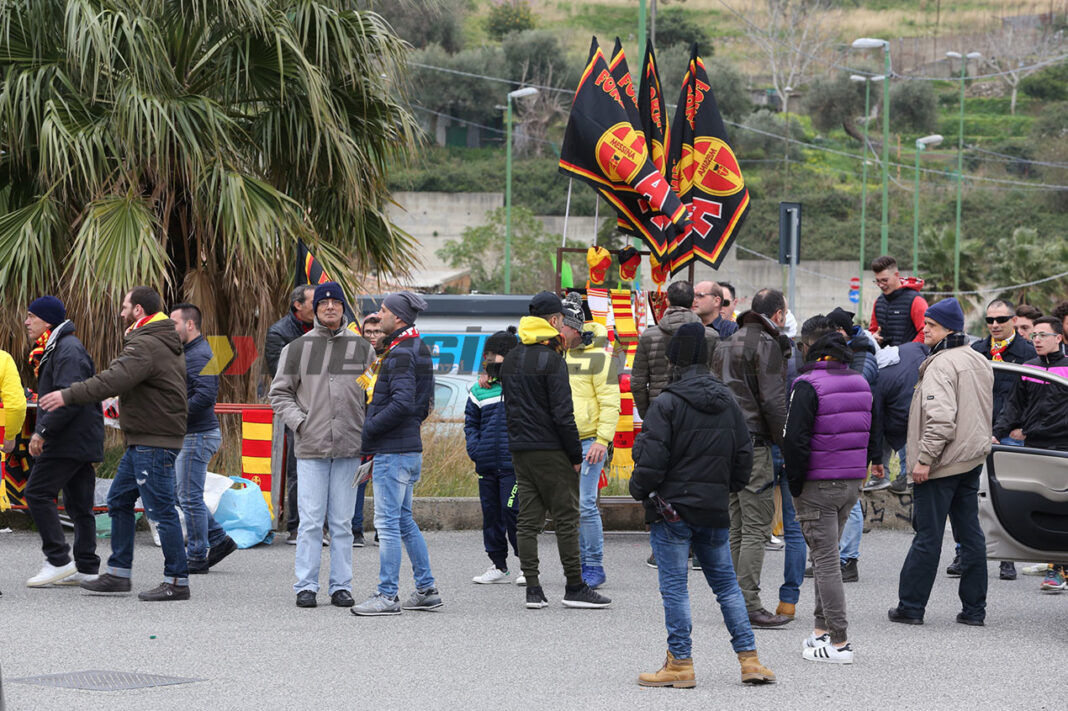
[214,476,274,548]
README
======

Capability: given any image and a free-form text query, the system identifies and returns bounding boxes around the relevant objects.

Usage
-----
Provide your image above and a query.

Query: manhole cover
[11,670,202,691]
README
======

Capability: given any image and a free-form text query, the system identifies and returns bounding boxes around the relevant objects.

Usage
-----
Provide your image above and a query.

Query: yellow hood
[574,320,609,353]
[518,316,561,344]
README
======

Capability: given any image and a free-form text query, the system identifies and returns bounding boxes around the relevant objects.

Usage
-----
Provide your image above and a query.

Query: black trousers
[24,457,100,573]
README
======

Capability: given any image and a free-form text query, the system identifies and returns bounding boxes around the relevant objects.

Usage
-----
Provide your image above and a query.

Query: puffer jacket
[464,380,511,472]
[993,350,1068,450]
[875,341,930,449]
[33,320,104,462]
[182,335,220,434]
[847,328,879,387]
[500,316,582,465]
[0,348,27,442]
[710,310,791,446]
[363,330,435,455]
[631,306,718,418]
[264,312,311,378]
[870,281,927,346]
[269,317,375,459]
[65,319,187,449]
[906,337,994,478]
[566,321,621,445]
[630,367,753,528]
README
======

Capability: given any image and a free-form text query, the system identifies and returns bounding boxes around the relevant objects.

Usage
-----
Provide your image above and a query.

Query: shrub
[889,80,938,135]
[652,7,711,54]
[1020,62,1068,101]
[804,73,866,134]
[485,0,534,41]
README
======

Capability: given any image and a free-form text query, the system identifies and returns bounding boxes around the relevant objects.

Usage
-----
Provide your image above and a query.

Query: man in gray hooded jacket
[631,281,718,419]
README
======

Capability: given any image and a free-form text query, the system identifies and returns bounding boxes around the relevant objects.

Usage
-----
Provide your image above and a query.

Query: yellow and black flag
[295,239,359,327]
[667,45,750,272]
[638,43,670,180]
[559,38,689,258]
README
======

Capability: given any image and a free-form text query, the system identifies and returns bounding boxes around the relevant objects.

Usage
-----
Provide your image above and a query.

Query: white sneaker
[26,561,77,587]
[802,632,830,651]
[765,535,785,551]
[803,642,854,664]
[1022,563,1050,576]
[516,574,527,586]
[55,571,99,587]
[472,566,511,584]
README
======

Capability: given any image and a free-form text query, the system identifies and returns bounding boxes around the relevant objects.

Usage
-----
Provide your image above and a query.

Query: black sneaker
[296,590,317,608]
[946,554,962,577]
[804,564,814,579]
[562,583,611,609]
[80,573,132,594]
[352,532,366,548]
[956,612,984,626]
[889,477,911,495]
[188,559,210,575]
[887,606,924,625]
[690,555,702,571]
[207,536,238,568]
[526,586,549,609]
[646,553,657,569]
[841,559,859,583]
[138,582,190,602]
[331,590,355,608]
[999,561,1017,580]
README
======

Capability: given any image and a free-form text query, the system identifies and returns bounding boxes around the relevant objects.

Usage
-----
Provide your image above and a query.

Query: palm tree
[0,0,419,397]
[918,225,983,300]
[986,227,1068,311]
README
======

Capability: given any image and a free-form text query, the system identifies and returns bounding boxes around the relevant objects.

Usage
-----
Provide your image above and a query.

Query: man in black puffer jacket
[24,296,105,588]
[631,322,775,688]
[500,291,609,611]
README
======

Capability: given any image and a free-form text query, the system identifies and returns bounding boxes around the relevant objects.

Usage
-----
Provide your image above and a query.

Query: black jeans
[285,426,299,533]
[477,468,518,571]
[24,458,100,573]
[897,464,987,620]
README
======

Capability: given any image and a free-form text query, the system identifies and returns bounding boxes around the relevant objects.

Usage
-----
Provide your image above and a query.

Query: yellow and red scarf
[990,333,1014,362]
[125,311,168,336]
[28,331,51,377]
[357,326,421,403]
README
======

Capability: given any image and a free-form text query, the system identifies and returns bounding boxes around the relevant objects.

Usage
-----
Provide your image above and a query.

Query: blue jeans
[578,438,606,568]
[885,441,908,480]
[293,457,359,594]
[773,446,806,605]
[839,500,864,564]
[373,453,435,598]
[649,520,756,659]
[175,429,227,563]
[351,480,368,535]
[106,445,188,584]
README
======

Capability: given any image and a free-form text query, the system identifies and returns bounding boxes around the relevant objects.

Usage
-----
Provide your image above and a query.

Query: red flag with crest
[559,38,689,258]
[667,45,750,273]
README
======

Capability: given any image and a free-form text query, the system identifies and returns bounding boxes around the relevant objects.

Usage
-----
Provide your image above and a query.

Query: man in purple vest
[783,316,881,664]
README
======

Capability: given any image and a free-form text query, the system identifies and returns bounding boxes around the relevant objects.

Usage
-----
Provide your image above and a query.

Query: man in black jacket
[631,322,774,687]
[171,303,237,575]
[994,317,1068,451]
[23,296,105,588]
[265,285,315,544]
[500,291,610,611]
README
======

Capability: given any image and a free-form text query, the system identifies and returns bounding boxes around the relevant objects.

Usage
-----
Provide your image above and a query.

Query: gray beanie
[561,292,585,332]
[382,291,428,325]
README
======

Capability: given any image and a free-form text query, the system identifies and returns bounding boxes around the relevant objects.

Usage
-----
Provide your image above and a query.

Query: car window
[434,382,455,412]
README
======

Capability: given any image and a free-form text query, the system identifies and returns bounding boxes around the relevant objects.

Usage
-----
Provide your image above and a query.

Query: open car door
[979,362,1068,566]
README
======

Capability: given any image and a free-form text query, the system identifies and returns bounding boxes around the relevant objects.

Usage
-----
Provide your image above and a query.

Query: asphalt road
[1,527,1064,711]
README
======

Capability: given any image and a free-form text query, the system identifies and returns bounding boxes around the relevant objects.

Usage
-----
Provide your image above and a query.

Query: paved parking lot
[1,528,1064,710]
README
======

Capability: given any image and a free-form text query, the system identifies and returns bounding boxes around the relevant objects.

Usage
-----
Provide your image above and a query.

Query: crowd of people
[2,254,1067,688]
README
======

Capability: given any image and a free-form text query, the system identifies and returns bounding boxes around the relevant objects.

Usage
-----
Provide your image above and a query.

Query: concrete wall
[388,191,879,323]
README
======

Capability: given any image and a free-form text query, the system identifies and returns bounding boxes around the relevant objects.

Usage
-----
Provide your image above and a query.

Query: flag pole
[561,178,573,247]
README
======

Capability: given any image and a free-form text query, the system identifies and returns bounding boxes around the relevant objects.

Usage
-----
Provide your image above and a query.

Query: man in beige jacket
[889,297,994,627]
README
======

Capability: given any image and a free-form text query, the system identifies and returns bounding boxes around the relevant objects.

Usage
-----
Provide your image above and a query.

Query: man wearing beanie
[889,297,994,626]
[23,296,105,588]
[271,281,375,609]
[559,292,621,590]
[631,322,776,687]
[39,286,189,601]
[500,291,611,609]
[352,290,442,616]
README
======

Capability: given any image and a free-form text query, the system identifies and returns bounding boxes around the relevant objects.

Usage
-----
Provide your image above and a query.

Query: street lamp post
[851,73,884,310]
[852,38,892,255]
[912,134,944,275]
[946,50,981,294]
[504,86,539,294]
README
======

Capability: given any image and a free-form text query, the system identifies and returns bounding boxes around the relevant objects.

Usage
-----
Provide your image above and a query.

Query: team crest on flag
[667,45,750,272]
[559,38,690,258]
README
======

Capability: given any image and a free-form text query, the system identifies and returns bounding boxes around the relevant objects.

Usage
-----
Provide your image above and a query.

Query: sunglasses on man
[985,315,1012,324]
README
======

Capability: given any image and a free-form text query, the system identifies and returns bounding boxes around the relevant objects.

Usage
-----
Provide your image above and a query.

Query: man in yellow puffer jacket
[561,293,621,590]
[0,348,27,455]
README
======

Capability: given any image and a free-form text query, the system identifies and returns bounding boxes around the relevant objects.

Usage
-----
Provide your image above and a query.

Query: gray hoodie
[631,306,719,419]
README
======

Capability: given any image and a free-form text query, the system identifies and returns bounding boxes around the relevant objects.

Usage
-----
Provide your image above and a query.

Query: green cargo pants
[512,449,582,589]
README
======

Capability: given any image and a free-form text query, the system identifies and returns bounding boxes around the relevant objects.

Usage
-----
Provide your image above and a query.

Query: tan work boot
[638,651,696,688]
[775,601,796,619]
[737,650,776,685]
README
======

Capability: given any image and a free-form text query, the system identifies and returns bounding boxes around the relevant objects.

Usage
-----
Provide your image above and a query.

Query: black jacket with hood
[630,367,753,528]
[34,320,104,462]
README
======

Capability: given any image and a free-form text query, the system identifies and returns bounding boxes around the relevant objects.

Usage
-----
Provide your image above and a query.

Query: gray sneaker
[862,477,891,492]
[402,587,443,611]
[350,592,401,616]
